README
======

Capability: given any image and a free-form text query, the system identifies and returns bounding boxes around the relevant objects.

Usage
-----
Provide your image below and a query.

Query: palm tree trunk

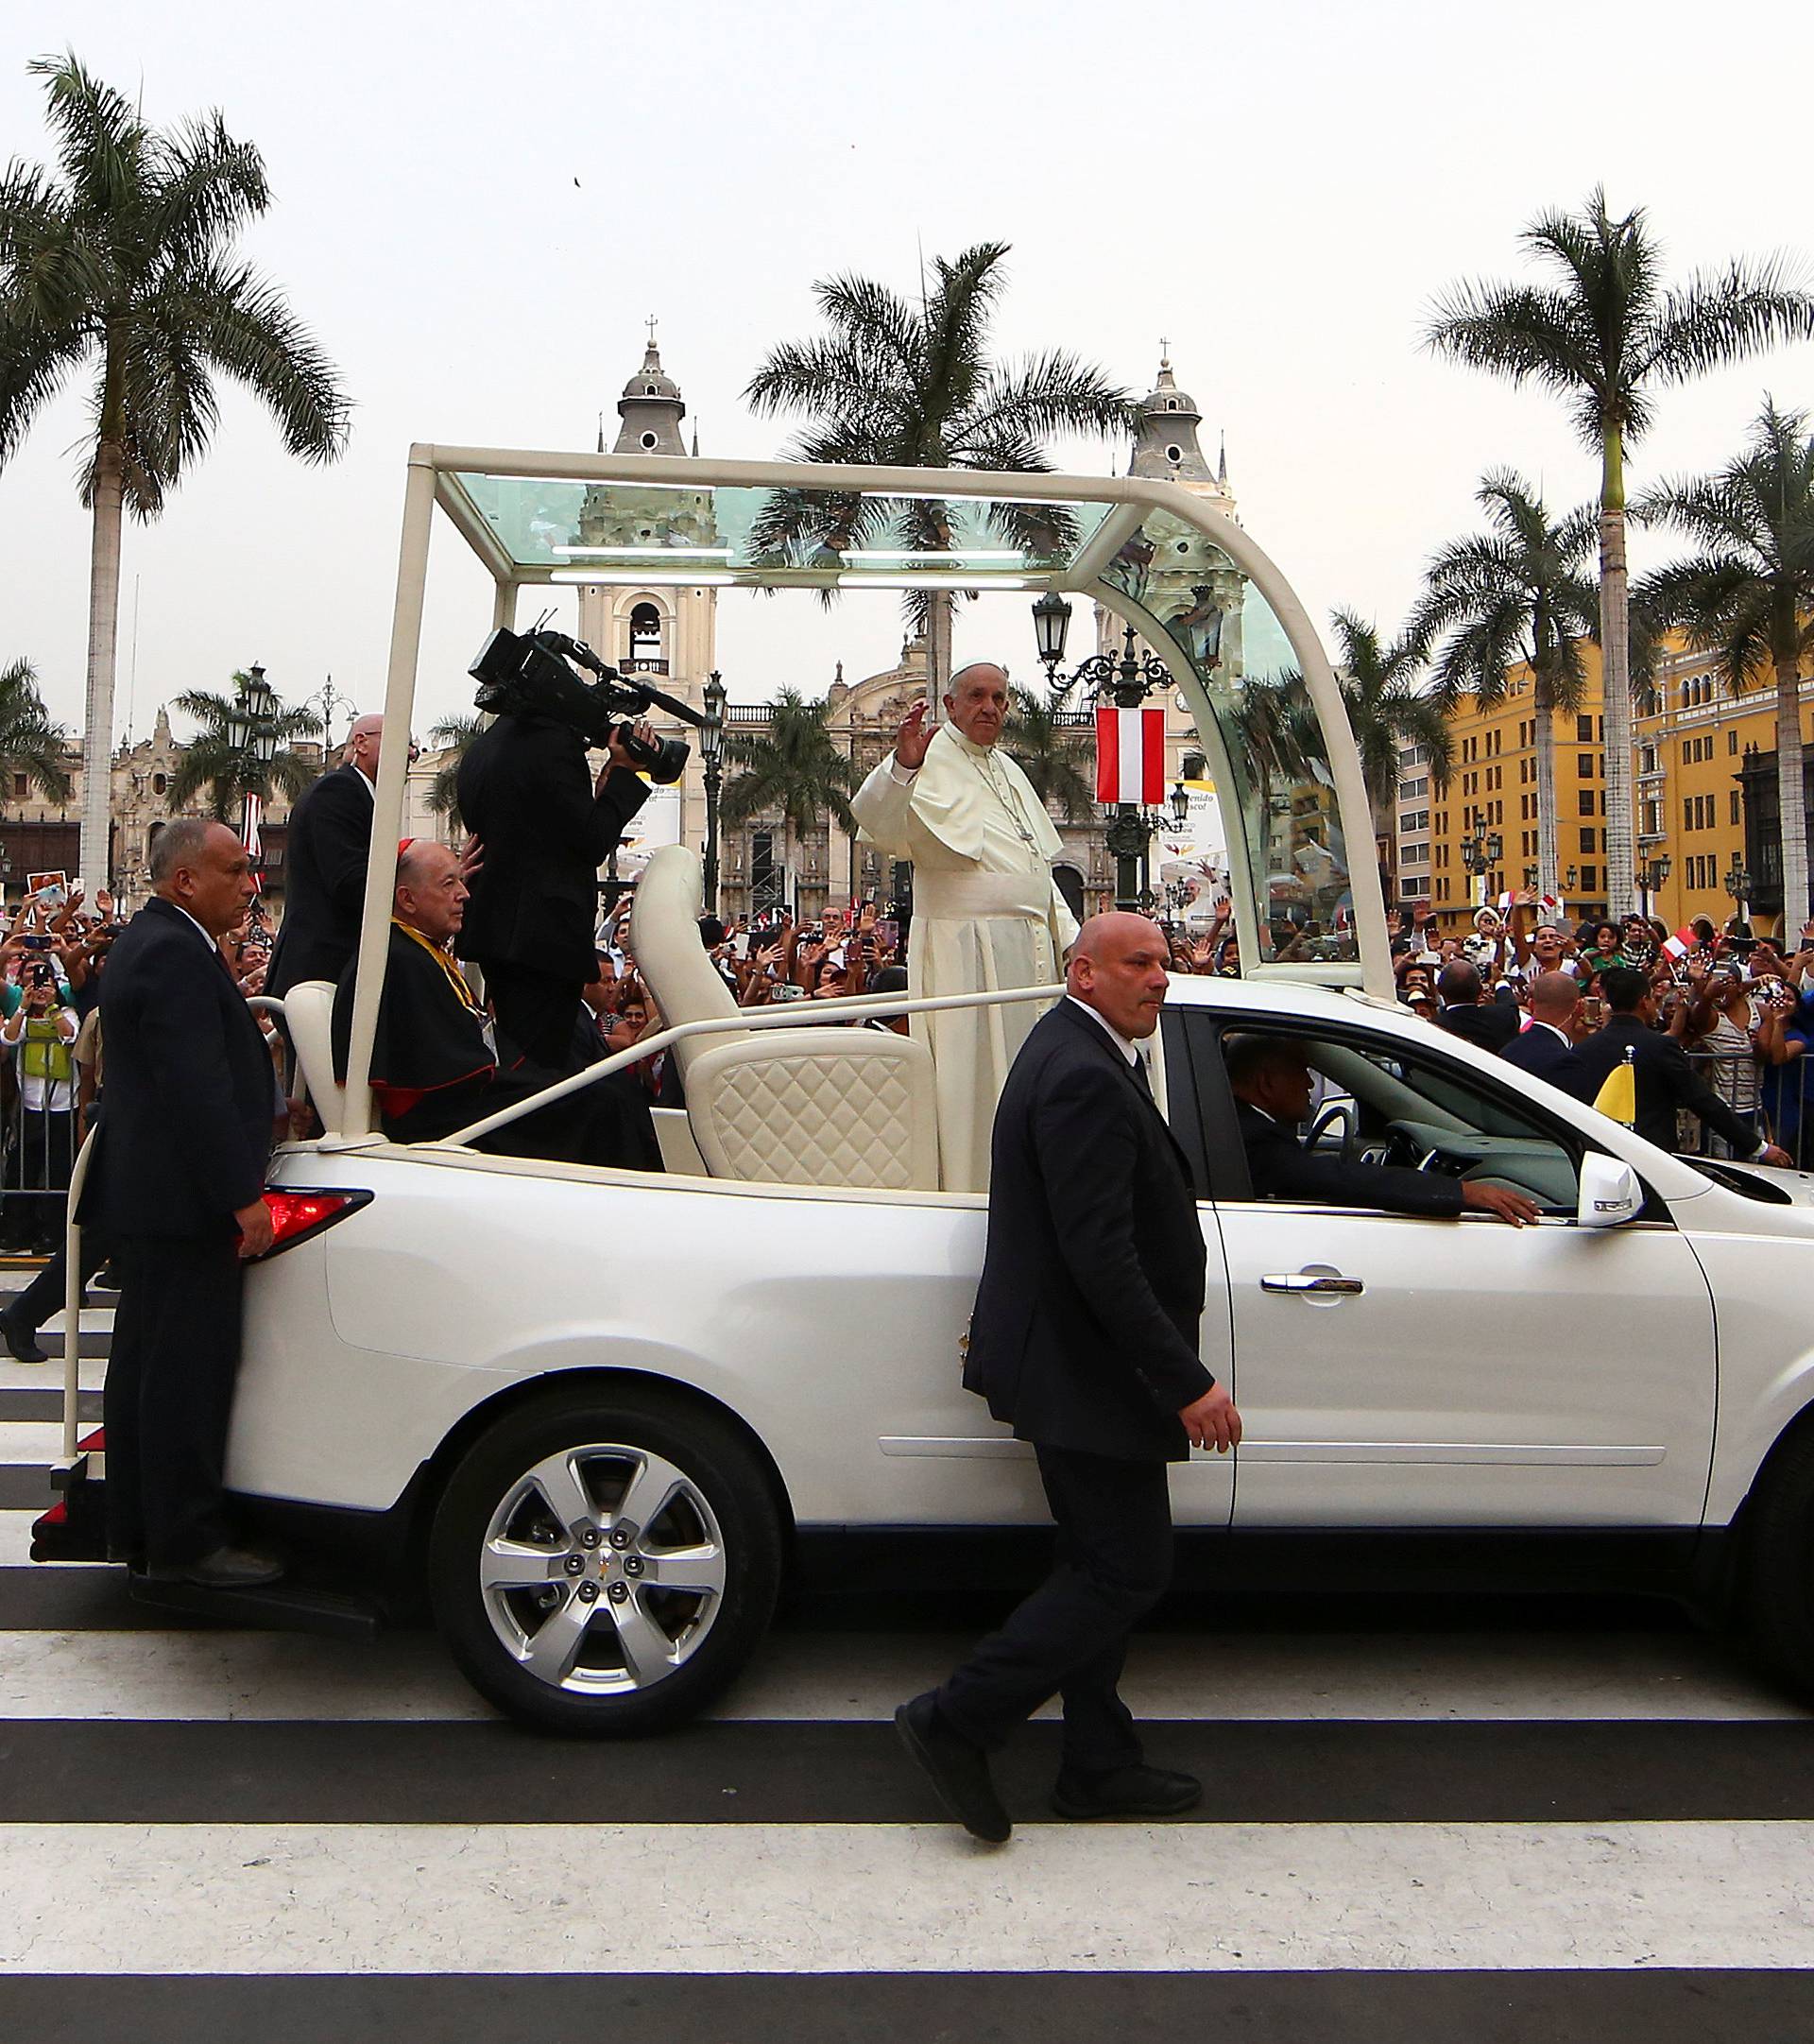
[1599,425,1635,918]
[79,437,126,889]
[1533,674,1560,902]
[927,593,953,710]
[1774,620,1808,934]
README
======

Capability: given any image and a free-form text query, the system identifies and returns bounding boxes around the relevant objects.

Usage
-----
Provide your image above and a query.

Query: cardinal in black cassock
[330,840,659,1171]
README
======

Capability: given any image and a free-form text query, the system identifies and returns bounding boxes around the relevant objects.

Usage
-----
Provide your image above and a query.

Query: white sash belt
[915,870,1052,922]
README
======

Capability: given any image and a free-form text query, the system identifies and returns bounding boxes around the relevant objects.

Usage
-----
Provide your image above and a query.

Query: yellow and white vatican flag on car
[1593,1043,1637,1127]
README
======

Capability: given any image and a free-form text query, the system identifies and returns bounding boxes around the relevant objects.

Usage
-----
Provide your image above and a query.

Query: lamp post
[1032,595,1172,911]
[701,670,727,917]
[1460,819,1502,909]
[232,663,280,895]
[1636,850,1671,925]
[1725,853,1753,935]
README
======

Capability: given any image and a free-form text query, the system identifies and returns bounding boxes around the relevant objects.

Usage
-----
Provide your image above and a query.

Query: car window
[1190,1014,1585,1214]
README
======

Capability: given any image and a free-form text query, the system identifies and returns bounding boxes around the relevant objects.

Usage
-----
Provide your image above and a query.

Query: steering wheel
[1304,1098,1360,1163]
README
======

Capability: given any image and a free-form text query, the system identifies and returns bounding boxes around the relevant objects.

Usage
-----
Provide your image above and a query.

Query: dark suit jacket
[1437,1000,1520,1052]
[89,899,276,1241]
[1234,1098,1464,1216]
[1577,1014,1761,1156]
[1498,1021,1594,1103]
[963,998,1213,1463]
[455,715,648,984]
[266,763,375,998]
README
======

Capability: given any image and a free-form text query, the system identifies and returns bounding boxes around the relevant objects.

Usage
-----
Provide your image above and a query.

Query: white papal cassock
[851,723,1079,1192]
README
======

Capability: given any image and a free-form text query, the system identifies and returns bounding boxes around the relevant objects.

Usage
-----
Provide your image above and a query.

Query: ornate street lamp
[1725,853,1753,932]
[1637,850,1671,922]
[701,670,727,917]
[1033,600,1173,910]
[1169,779,1190,831]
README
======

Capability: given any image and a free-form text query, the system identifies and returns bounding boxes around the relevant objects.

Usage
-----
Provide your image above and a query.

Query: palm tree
[744,244,1130,693]
[1635,399,1814,923]
[0,659,73,807]
[1412,472,1599,899]
[720,689,856,913]
[0,53,350,887]
[1426,187,1814,914]
[1003,685,1093,821]
[425,713,482,831]
[164,673,323,820]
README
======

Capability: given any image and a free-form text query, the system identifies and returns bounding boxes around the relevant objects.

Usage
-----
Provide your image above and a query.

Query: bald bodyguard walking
[896,913,1239,1842]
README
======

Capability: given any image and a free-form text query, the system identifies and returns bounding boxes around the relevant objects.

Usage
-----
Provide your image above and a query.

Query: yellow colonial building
[1412,638,1814,938]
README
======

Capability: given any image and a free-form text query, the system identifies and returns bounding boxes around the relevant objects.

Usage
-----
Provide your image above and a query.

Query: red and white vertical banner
[241,792,265,895]
[1094,706,1166,805]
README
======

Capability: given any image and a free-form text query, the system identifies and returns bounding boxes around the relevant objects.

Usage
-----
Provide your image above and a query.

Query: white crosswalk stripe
[3,1287,1812,2041]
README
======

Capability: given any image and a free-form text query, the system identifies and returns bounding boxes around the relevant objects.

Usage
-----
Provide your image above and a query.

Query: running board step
[125,1574,385,1641]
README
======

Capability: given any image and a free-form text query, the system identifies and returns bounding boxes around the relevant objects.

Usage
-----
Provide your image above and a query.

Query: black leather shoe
[1051,1763,1202,1820]
[894,1692,1011,1844]
[0,1306,47,1366]
[143,1544,286,1590]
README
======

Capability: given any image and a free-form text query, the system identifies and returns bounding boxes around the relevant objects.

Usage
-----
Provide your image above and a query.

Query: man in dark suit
[93,819,285,1589]
[267,714,388,1000]
[1578,967,1790,1163]
[1227,1037,1538,1222]
[1435,960,1520,1051]
[455,709,655,1072]
[1498,970,1595,1103]
[895,914,1240,1844]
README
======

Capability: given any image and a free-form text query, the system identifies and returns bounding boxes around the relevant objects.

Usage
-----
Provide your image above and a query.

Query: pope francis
[851,662,1079,1192]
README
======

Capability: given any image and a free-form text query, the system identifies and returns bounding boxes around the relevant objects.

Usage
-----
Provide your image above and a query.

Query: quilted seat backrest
[686,1029,940,1191]
[630,845,747,1079]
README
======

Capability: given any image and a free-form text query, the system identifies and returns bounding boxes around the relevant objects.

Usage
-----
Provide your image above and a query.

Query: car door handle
[1259,1272,1365,1296]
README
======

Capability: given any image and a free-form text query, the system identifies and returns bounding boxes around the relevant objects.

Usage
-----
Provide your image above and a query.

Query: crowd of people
[1388,894,1814,1164]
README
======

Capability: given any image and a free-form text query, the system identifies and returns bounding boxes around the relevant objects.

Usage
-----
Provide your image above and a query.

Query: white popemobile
[33,447,1814,1734]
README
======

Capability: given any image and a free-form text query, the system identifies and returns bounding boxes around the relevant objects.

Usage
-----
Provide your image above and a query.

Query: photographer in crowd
[0,958,77,1255]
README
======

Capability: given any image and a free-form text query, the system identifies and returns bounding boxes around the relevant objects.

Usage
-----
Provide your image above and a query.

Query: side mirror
[1577,1151,1642,1228]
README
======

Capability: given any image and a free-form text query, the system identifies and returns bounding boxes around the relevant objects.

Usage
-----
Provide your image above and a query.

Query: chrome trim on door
[1260,1272,1365,1296]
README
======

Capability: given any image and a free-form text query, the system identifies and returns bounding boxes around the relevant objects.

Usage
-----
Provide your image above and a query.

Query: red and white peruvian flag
[1095,706,1166,805]
[1661,923,1699,960]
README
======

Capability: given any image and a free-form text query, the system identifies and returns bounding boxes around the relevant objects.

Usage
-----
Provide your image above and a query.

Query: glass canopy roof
[444,470,1115,593]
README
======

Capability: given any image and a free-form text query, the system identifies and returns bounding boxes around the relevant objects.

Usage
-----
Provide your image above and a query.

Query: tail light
[254,1188,372,1259]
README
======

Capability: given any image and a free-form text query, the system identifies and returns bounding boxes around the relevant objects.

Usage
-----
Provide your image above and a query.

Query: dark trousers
[480,962,586,1073]
[935,1446,1174,1774]
[103,1235,245,1567]
[11,1224,110,1335]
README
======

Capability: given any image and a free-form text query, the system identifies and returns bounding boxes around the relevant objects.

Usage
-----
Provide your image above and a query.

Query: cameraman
[456,709,656,1071]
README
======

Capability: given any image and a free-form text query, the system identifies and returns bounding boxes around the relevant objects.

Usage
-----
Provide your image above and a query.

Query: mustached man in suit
[895,914,1240,1844]
[1497,970,1595,1103]
[94,819,288,1589]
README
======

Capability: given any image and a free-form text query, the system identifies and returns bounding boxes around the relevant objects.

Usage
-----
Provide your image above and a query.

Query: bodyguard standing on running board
[92,819,287,1589]
[895,912,1239,1842]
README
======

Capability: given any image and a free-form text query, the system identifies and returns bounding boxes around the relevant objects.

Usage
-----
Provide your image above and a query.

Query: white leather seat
[283,979,352,1135]
[631,847,938,1191]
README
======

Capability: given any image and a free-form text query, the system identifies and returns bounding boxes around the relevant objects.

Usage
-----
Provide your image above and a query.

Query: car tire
[429,1383,783,1736]
[1742,1425,1814,1694]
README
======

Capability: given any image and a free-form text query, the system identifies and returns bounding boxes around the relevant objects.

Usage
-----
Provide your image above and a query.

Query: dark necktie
[1129,1054,1154,1101]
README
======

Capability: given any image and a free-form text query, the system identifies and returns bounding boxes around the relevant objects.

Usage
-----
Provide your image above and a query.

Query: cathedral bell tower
[572,327,721,867]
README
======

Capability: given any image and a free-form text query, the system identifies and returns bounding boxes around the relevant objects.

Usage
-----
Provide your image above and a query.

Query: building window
[1577,714,1593,742]
[1579,827,1597,853]
[1582,866,1598,891]
[10,774,24,800]
[1578,754,1594,778]
[1577,790,1593,816]
[152,772,166,796]
[627,602,662,663]
[1729,728,1739,755]
[1731,790,1741,826]
[1165,443,1183,463]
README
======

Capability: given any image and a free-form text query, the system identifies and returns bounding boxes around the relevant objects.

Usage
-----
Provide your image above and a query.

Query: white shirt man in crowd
[850,662,1079,1192]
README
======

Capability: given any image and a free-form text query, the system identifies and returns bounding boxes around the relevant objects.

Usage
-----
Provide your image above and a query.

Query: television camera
[468,627,701,783]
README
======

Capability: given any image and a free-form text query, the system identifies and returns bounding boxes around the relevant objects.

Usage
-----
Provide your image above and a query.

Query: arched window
[628,602,663,665]
[152,772,166,796]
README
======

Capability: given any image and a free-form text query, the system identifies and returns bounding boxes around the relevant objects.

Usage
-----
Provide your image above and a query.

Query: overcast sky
[4,0,1810,749]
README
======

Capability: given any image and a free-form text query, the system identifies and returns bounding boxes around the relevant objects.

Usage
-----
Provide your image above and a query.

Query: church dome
[622,343,682,403]
[1139,359,1200,420]
[612,332,688,456]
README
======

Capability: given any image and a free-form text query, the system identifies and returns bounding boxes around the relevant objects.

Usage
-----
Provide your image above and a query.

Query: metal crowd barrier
[1681,1046,1814,1168]
[0,1036,82,1253]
